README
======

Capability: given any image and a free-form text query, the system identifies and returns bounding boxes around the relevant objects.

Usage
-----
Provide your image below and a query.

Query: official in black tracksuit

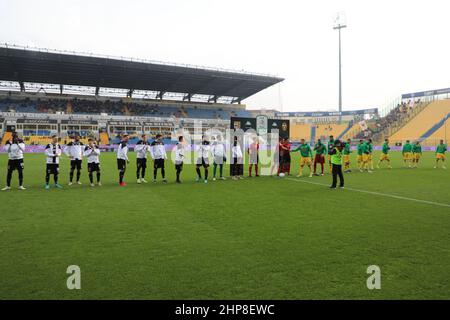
[329,140,345,189]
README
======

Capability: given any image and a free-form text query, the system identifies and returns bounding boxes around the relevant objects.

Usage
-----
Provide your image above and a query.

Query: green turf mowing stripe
[286,177,450,208]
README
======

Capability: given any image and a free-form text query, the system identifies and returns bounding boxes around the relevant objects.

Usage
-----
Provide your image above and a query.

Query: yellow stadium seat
[340,123,361,140]
[390,100,450,143]
[290,124,311,141]
[2,132,12,145]
[25,135,52,145]
[423,118,450,145]
[315,124,348,141]
[100,132,110,145]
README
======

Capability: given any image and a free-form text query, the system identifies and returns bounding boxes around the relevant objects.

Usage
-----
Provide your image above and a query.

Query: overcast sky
[1,0,449,112]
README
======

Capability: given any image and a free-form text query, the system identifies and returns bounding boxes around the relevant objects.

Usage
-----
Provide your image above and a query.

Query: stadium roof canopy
[0,44,284,103]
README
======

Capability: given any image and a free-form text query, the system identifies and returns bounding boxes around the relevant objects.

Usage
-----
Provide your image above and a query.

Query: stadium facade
[0,44,449,148]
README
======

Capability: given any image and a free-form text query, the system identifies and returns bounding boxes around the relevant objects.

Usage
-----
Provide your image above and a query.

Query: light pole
[334,13,347,124]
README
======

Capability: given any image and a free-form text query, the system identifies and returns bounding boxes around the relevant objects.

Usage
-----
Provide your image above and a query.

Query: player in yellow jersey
[377,139,392,169]
[356,140,364,171]
[434,140,447,169]
[343,139,352,173]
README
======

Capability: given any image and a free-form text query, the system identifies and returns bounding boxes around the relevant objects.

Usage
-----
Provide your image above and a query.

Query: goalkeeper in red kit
[313,139,326,176]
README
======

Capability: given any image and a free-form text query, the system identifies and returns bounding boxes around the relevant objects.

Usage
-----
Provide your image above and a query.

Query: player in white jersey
[65,135,84,185]
[174,136,185,183]
[211,135,226,181]
[83,138,101,187]
[196,135,211,183]
[2,132,26,191]
[45,135,63,189]
[117,134,129,186]
[135,134,150,184]
[231,135,244,180]
[150,134,168,183]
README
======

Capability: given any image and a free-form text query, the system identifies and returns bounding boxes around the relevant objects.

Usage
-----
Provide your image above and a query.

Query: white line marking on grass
[286,178,450,208]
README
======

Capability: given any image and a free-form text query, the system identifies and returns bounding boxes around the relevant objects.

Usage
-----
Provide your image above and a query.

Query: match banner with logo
[268,119,290,139]
[230,117,257,132]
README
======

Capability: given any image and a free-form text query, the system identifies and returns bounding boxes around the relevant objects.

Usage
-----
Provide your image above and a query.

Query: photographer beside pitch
[329,139,345,189]
[2,132,26,191]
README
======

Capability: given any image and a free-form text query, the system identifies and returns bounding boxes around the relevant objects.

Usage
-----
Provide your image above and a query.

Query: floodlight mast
[334,15,346,124]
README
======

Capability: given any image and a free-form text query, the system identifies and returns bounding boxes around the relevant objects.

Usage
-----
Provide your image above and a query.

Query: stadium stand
[426,116,450,142]
[339,122,361,140]
[314,123,347,141]
[389,100,450,143]
[290,124,311,142]
[1,131,12,145]
[310,125,316,142]
[0,96,253,120]
[100,132,110,145]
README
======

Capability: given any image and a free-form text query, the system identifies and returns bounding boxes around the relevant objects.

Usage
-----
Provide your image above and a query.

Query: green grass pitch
[0,151,449,299]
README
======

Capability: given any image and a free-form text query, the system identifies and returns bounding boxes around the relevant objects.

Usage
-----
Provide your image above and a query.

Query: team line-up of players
[1,132,447,191]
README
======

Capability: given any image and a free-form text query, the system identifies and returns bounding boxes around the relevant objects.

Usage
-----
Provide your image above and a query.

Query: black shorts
[175,163,183,171]
[196,157,209,167]
[88,162,101,173]
[154,158,165,169]
[46,163,59,175]
[71,159,82,170]
[117,159,127,171]
[8,159,24,171]
[137,158,147,168]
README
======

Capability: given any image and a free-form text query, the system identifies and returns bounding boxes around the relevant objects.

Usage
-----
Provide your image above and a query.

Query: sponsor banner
[275,108,378,118]
[402,87,450,99]
[0,143,439,153]
[143,121,174,127]
[16,119,58,124]
[108,120,142,126]
[230,117,257,131]
[60,120,98,125]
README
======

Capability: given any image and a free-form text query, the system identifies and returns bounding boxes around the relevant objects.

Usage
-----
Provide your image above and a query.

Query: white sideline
[286,178,450,208]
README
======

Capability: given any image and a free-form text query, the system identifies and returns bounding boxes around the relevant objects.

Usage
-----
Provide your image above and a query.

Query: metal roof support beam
[231,97,242,104]
[183,93,192,101]
[156,91,165,100]
[127,89,134,98]
[208,95,219,103]
[19,81,25,92]
[60,84,63,94]
[95,86,100,96]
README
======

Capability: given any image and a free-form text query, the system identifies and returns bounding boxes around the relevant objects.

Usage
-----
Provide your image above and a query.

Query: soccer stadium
[0,0,449,312]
